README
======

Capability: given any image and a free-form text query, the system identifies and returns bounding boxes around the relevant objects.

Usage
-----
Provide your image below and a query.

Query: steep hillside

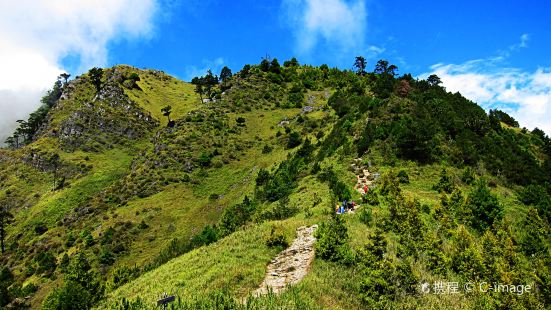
[1,59,550,309]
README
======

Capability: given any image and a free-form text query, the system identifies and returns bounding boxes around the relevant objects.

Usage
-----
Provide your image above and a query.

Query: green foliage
[287,131,302,149]
[218,196,256,236]
[109,265,141,290]
[198,152,212,167]
[489,109,519,127]
[315,214,352,263]
[358,207,373,225]
[362,189,379,205]
[317,167,351,200]
[43,252,103,309]
[520,208,549,256]
[465,180,503,231]
[258,198,299,221]
[33,251,57,276]
[461,166,476,185]
[396,169,409,183]
[0,267,14,306]
[81,230,94,247]
[353,56,367,76]
[432,168,454,193]
[265,226,288,248]
[42,281,92,310]
[192,225,219,246]
[99,249,115,266]
[89,67,104,92]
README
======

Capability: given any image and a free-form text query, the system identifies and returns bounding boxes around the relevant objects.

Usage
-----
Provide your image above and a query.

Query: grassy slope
[104,147,530,309]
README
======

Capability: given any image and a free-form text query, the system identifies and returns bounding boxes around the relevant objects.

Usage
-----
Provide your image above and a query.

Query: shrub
[433,168,454,194]
[396,170,409,184]
[65,232,76,248]
[138,220,149,229]
[358,207,373,225]
[218,196,256,237]
[315,214,352,263]
[461,167,476,184]
[518,184,549,206]
[465,180,503,231]
[198,152,212,167]
[265,226,288,248]
[42,283,91,310]
[99,250,115,266]
[109,265,140,289]
[287,131,302,149]
[259,199,299,221]
[262,144,273,154]
[362,190,379,206]
[34,251,57,276]
[255,168,270,186]
[192,225,219,246]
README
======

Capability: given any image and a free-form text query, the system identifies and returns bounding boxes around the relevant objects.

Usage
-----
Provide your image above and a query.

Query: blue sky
[1,0,550,139]
[97,0,551,79]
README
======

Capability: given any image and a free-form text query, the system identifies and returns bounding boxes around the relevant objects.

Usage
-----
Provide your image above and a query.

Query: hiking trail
[253,225,318,297]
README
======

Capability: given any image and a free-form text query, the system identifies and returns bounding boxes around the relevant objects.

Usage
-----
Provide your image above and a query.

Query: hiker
[335,203,341,214]
[363,185,369,194]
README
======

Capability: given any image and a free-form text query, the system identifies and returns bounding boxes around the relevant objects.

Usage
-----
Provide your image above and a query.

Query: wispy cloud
[0,0,160,143]
[281,0,373,63]
[424,48,551,134]
[182,57,225,82]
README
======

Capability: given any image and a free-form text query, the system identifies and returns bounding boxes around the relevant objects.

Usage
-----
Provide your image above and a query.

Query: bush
[315,214,352,263]
[34,251,57,276]
[109,265,140,289]
[359,207,373,225]
[99,250,115,266]
[397,170,409,184]
[198,152,212,167]
[262,144,273,154]
[362,190,380,205]
[192,225,219,246]
[518,184,549,206]
[461,167,476,185]
[433,168,454,194]
[42,281,92,310]
[465,180,503,231]
[259,199,299,221]
[287,131,302,149]
[218,196,256,236]
[265,226,288,248]
[255,168,270,186]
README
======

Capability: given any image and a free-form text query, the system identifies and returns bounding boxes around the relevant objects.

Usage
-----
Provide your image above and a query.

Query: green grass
[120,66,200,125]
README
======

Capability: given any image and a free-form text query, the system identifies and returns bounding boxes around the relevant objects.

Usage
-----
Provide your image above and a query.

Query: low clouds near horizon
[427,58,551,135]
[0,0,159,143]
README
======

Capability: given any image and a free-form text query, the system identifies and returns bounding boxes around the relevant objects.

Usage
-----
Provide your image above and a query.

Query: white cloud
[282,0,368,59]
[0,0,159,143]
[424,59,551,135]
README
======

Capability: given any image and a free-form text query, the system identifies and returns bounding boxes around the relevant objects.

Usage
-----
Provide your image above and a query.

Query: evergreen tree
[88,67,103,92]
[0,204,13,254]
[354,56,367,76]
[219,66,232,87]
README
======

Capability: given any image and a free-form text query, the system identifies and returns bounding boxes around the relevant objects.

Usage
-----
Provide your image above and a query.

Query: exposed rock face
[254,225,318,296]
[54,71,159,150]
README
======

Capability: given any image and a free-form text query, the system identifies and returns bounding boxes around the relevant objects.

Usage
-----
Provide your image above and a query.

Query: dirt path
[253,225,318,296]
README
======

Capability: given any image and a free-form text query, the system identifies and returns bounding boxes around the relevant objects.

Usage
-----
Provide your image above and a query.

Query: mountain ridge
[0,59,550,309]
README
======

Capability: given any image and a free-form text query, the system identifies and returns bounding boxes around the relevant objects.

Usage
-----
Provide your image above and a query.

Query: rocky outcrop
[55,71,158,150]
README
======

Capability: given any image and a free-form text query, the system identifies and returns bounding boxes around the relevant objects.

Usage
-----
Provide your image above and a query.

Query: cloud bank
[282,0,378,64]
[427,59,551,135]
[0,0,159,143]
